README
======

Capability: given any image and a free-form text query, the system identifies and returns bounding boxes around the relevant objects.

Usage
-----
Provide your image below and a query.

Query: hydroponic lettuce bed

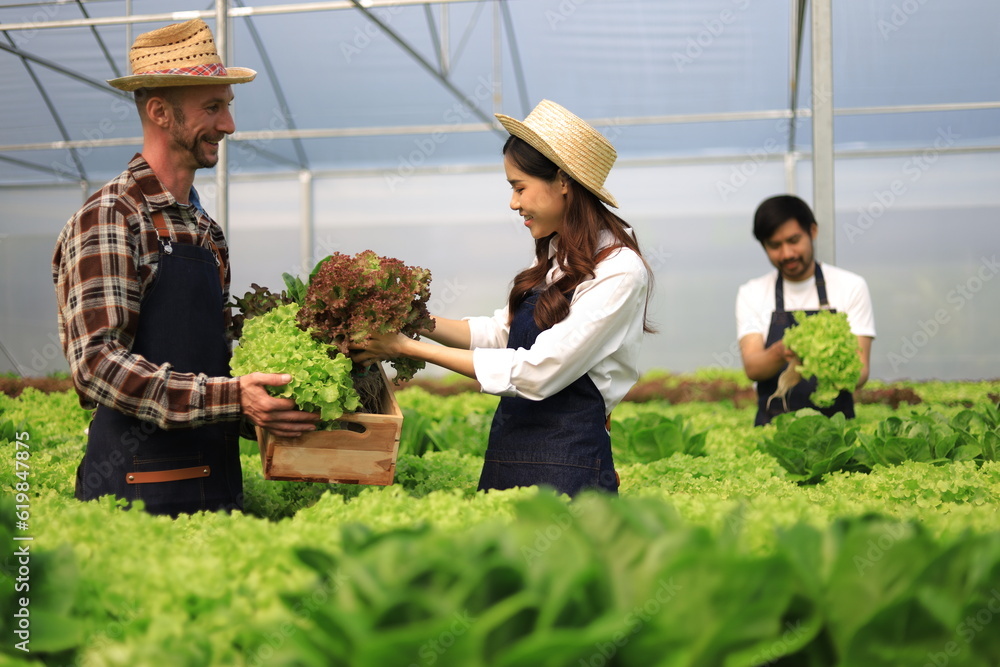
[2,371,1000,667]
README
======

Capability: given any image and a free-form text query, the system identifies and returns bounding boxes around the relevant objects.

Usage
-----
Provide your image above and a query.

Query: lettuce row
[761,404,1000,484]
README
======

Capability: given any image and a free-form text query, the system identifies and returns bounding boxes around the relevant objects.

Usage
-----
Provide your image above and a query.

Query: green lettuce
[760,410,861,483]
[611,412,708,463]
[784,309,863,407]
[230,302,360,422]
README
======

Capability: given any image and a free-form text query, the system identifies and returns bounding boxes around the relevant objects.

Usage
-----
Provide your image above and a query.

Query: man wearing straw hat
[52,19,318,516]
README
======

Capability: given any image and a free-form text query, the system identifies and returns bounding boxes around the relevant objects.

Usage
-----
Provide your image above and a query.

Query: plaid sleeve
[53,198,242,429]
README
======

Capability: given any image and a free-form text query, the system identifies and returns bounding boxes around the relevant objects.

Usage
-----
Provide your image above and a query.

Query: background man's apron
[754,262,855,426]
[75,213,242,516]
[478,290,619,497]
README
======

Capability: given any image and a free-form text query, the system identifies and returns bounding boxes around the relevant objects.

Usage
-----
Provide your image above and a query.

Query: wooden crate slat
[256,364,402,485]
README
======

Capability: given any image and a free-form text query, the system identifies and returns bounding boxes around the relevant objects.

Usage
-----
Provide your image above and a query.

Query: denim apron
[754,262,855,426]
[75,211,243,516]
[477,289,619,497]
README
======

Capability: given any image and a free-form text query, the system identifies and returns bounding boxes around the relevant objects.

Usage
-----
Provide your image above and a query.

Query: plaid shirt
[52,154,242,429]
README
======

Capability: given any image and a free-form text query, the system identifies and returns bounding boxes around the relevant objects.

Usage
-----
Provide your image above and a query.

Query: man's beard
[173,128,218,169]
[170,107,219,169]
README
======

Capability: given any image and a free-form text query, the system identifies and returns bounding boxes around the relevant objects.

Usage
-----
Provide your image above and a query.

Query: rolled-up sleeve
[470,249,648,401]
[465,306,511,349]
[465,306,515,395]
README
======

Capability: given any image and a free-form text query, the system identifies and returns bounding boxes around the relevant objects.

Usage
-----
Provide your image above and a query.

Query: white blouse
[465,232,649,416]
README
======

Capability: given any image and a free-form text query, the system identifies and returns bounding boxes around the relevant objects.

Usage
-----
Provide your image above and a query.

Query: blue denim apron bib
[477,290,619,496]
[754,262,855,426]
[75,211,243,516]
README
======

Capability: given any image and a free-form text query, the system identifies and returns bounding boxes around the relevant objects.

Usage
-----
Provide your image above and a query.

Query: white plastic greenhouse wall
[1,0,998,381]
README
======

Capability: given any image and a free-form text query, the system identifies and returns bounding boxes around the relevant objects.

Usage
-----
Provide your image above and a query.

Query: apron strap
[150,210,227,290]
[150,210,172,245]
[774,261,829,311]
[814,262,830,308]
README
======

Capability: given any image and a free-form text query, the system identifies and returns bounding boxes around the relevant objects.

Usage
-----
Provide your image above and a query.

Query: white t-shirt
[736,263,876,342]
[465,232,649,416]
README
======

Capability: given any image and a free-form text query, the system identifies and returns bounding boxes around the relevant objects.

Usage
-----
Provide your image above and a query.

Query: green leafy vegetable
[760,409,861,483]
[856,413,962,467]
[784,309,863,407]
[951,403,1000,461]
[855,405,1000,468]
[230,302,360,421]
[298,250,434,382]
[282,271,308,305]
[5,378,1000,664]
[229,282,293,340]
[611,412,708,463]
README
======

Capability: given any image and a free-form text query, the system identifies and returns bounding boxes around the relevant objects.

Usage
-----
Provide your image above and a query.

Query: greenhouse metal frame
[2,0,996,267]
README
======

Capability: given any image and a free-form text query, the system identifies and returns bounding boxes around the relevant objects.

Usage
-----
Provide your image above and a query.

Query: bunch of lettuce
[783,310,863,407]
[297,250,434,382]
[230,302,360,422]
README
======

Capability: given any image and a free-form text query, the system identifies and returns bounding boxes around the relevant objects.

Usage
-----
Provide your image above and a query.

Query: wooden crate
[255,364,403,485]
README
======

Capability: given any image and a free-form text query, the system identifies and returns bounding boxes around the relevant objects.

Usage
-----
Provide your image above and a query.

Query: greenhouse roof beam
[0,40,131,99]
[187,142,1000,183]
[499,0,529,118]
[422,0,488,79]
[424,4,446,75]
[451,0,486,75]
[1,32,87,181]
[2,99,997,154]
[74,0,123,79]
[0,152,81,181]
[232,0,309,170]
[348,0,506,136]
[2,141,997,190]
[0,0,482,32]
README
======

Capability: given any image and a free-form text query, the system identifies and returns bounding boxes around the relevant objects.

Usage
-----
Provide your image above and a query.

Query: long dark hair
[503,136,655,333]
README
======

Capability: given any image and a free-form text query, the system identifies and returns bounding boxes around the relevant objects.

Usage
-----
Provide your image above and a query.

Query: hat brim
[108,67,257,91]
[496,112,619,208]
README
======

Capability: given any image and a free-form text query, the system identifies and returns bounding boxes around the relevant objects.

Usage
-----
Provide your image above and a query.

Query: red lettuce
[298,250,434,382]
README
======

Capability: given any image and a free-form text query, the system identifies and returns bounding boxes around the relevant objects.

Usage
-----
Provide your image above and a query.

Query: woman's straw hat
[496,99,618,208]
[108,19,256,91]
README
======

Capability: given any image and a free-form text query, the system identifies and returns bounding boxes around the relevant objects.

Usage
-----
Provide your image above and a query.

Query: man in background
[736,194,875,426]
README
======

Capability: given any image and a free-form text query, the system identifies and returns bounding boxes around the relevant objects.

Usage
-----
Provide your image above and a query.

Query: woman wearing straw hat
[356,100,654,497]
[53,19,319,516]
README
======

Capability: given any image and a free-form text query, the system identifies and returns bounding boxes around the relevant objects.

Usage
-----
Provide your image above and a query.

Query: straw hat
[108,19,256,91]
[496,99,619,208]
